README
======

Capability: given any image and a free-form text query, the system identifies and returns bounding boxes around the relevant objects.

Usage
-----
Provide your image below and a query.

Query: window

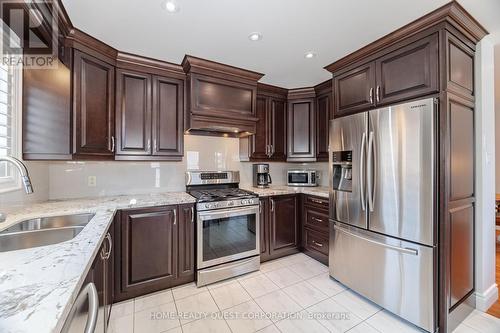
[0,60,21,192]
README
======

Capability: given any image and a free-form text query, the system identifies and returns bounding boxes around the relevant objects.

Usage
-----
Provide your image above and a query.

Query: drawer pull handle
[312,240,323,247]
[311,199,326,204]
[311,217,323,223]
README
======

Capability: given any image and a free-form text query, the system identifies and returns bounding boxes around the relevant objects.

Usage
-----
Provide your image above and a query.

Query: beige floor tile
[240,274,280,298]
[289,259,328,280]
[171,282,207,300]
[209,281,252,310]
[366,310,426,333]
[347,322,382,333]
[462,310,500,333]
[107,313,134,333]
[134,301,179,333]
[307,273,347,297]
[260,259,287,273]
[276,310,329,333]
[283,281,328,308]
[223,300,273,333]
[264,267,303,288]
[332,289,381,320]
[254,290,302,322]
[175,290,219,324]
[181,316,231,333]
[110,299,134,320]
[307,297,362,332]
[134,288,174,312]
[256,324,281,333]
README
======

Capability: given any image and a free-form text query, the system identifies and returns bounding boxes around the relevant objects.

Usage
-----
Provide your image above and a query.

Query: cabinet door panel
[334,63,375,116]
[316,92,332,161]
[270,98,286,161]
[270,195,298,256]
[376,34,438,106]
[152,75,184,158]
[259,198,271,262]
[73,50,115,158]
[178,204,195,279]
[116,69,152,156]
[120,206,177,297]
[287,99,316,161]
[251,96,269,159]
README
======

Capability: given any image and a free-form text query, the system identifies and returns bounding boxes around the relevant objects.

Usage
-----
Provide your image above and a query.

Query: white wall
[495,44,500,193]
[474,35,498,311]
[48,135,328,200]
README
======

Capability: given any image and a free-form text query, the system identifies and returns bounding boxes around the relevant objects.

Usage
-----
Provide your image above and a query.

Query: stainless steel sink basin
[0,213,95,252]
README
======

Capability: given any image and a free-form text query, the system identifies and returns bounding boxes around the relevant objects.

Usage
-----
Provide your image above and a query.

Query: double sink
[0,213,95,252]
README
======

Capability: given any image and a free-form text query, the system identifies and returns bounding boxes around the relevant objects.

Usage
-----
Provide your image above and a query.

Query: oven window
[289,173,308,184]
[202,213,257,262]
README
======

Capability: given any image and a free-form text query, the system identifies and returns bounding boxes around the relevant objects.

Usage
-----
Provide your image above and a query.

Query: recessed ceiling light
[304,51,317,59]
[248,33,262,41]
[162,0,179,13]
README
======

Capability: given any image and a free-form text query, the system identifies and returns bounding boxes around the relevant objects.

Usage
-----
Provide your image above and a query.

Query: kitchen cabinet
[333,34,438,117]
[314,80,333,161]
[245,84,287,161]
[114,204,195,301]
[334,63,376,117]
[287,89,316,162]
[73,49,115,159]
[259,198,271,262]
[301,195,329,265]
[269,195,299,258]
[115,68,184,160]
[178,204,196,281]
[259,195,299,261]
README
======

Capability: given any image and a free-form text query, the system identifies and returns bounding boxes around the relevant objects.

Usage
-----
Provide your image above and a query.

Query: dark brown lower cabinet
[301,195,329,265]
[114,204,195,302]
[260,195,299,262]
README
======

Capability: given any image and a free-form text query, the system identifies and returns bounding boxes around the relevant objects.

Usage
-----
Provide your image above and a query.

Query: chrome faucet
[0,156,34,222]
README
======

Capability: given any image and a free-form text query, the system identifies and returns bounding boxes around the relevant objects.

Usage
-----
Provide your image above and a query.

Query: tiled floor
[108,253,500,333]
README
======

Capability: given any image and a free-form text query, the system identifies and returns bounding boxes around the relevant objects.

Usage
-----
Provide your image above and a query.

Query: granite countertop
[0,193,195,333]
[241,185,329,199]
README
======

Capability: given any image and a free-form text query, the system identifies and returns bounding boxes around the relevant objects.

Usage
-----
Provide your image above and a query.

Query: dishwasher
[60,282,99,333]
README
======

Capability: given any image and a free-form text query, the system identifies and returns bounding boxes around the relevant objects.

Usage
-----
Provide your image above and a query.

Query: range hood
[182,55,264,138]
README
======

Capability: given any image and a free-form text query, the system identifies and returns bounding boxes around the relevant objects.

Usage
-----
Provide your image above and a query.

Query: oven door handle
[198,206,259,221]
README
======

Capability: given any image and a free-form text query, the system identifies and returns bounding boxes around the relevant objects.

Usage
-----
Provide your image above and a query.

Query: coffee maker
[253,164,272,188]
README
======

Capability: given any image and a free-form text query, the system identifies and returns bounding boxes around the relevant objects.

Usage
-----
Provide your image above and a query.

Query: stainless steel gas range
[186,171,260,286]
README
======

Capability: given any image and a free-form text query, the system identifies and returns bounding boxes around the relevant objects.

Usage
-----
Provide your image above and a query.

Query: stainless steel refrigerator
[329,97,437,333]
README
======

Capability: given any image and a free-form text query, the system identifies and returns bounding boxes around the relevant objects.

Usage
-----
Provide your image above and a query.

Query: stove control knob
[227,201,234,206]
[242,199,249,205]
[205,203,213,209]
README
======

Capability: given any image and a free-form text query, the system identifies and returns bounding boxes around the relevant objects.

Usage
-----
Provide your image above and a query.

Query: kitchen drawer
[304,207,329,231]
[304,195,329,211]
[304,227,329,257]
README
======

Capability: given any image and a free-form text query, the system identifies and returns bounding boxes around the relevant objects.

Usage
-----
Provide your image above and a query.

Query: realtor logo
[0,0,58,68]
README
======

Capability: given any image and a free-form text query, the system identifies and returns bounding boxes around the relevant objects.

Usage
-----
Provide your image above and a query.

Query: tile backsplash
[48,135,328,200]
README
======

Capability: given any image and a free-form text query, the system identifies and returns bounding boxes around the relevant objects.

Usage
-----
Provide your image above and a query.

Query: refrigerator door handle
[334,225,419,256]
[367,131,375,212]
[360,132,366,211]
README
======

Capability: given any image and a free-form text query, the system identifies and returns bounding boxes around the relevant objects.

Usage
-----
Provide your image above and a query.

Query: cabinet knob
[369,88,374,104]
[111,136,115,153]
[191,207,194,223]
[376,85,380,103]
[173,209,177,225]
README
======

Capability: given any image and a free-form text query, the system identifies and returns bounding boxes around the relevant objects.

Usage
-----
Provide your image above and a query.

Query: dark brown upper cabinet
[242,83,287,161]
[334,63,376,117]
[73,50,115,159]
[115,69,152,157]
[331,34,438,117]
[287,88,316,162]
[314,80,333,161]
[182,55,264,137]
[115,55,185,161]
[375,33,438,106]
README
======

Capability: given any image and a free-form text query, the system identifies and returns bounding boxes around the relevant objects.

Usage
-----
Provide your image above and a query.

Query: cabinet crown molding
[324,1,488,73]
[288,87,316,100]
[181,55,264,84]
[116,52,185,78]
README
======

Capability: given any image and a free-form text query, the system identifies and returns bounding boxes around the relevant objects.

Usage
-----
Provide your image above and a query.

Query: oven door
[197,205,260,269]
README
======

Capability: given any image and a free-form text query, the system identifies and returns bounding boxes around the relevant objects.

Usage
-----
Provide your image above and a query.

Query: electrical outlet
[87,176,97,187]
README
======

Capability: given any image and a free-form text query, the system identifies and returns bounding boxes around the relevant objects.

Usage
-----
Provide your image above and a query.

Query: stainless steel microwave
[287,170,318,187]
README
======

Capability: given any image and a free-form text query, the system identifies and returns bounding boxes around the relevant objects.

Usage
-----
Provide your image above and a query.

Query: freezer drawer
[330,222,435,332]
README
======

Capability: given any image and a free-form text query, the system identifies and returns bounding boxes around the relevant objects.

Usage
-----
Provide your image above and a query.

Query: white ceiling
[61,0,500,89]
